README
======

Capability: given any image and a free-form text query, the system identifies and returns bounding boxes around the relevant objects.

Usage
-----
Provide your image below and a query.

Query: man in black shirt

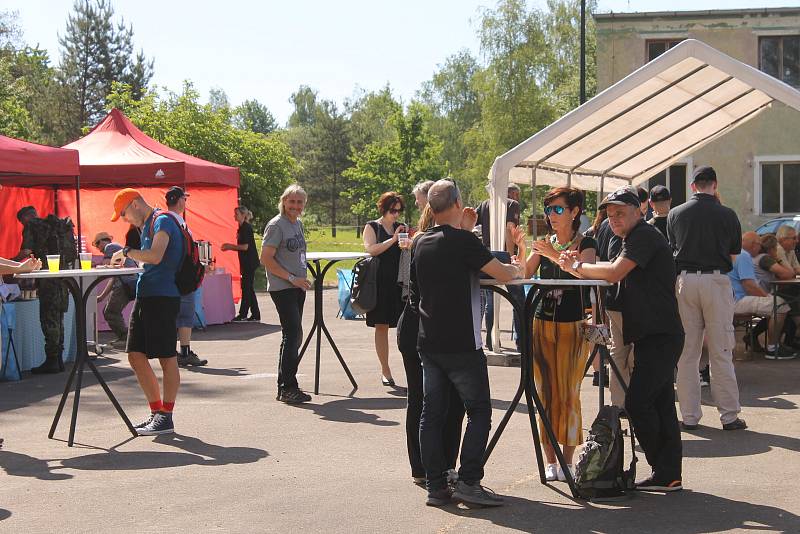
[561,186,684,492]
[648,185,671,239]
[412,179,521,507]
[666,166,746,432]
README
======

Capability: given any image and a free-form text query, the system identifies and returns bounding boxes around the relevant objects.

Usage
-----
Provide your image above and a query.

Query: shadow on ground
[192,322,281,341]
[294,395,405,426]
[0,509,10,521]
[436,490,799,533]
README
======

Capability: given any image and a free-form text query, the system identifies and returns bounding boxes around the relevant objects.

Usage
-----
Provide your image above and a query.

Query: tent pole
[567,171,572,188]
[599,174,605,201]
[75,175,82,254]
[531,167,537,239]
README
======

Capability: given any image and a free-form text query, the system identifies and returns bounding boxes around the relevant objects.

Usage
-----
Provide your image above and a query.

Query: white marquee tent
[487,39,800,252]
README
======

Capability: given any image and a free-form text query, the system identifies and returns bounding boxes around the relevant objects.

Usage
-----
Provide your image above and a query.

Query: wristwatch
[288,273,297,283]
[122,246,131,258]
[571,260,582,272]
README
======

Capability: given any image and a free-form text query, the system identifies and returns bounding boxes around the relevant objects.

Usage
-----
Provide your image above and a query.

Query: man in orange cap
[109,188,185,436]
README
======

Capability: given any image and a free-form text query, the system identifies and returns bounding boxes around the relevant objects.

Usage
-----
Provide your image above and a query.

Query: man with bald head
[729,231,795,360]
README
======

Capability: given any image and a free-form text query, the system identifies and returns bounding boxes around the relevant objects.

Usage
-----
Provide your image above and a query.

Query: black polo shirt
[649,215,668,239]
[666,193,741,273]
[620,219,684,345]
[595,218,624,312]
[412,225,494,353]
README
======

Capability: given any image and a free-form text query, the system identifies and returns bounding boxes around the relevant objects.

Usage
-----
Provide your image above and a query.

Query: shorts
[177,291,196,328]
[734,295,787,316]
[127,296,180,358]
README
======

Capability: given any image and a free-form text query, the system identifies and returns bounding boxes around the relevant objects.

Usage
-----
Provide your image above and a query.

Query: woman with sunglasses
[523,187,597,482]
[363,192,407,387]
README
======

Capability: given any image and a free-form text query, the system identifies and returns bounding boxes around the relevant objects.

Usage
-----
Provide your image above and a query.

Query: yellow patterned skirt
[532,318,587,447]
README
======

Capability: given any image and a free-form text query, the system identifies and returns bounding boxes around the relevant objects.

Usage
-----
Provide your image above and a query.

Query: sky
[4,0,796,124]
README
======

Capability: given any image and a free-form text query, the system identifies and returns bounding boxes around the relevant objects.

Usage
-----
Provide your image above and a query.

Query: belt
[680,269,722,275]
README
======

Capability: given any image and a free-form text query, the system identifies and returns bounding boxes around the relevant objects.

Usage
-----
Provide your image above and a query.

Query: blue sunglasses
[544,205,566,216]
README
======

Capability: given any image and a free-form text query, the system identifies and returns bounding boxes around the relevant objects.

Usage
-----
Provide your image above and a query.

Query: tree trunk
[331,168,337,238]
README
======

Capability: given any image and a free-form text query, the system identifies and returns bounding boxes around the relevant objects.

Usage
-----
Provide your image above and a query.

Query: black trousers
[401,348,464,478]
[625,333,684,481]
[238,267,260,320]
[269,288,305,391]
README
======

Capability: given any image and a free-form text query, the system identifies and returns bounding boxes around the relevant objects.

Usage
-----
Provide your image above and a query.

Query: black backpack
[574,405,637,500]
[350,256,380,315]
[151,211,205,296]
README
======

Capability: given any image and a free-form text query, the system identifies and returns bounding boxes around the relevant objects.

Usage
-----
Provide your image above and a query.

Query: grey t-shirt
[261,214,307,292]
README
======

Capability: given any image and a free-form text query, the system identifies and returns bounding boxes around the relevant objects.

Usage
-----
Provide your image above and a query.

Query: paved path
[1,290,799,533]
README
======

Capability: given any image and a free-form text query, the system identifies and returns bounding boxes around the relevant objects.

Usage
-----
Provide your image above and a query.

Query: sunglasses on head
[544,205,566,216]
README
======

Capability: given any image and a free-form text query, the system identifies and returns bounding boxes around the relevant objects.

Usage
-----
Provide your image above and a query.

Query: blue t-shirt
[728,250,755,302]
[137,210,184,298]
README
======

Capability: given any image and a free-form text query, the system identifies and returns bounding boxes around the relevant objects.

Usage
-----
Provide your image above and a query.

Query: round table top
[15,267,143,280]
[306,252,369,261]
[481,277,612,287]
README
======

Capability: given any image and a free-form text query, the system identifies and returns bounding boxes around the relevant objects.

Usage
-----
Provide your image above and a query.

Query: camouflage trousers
[38,279,69,363]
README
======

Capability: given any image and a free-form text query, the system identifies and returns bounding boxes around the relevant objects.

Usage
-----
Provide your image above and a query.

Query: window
[759,36,800,87]
[760,162,800,214]
[647,39,684,62]
[648,164,688,206]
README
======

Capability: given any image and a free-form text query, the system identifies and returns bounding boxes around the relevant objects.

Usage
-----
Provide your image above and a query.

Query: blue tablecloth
[1,298,77,380]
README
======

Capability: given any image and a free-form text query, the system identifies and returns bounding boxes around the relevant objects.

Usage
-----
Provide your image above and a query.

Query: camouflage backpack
[26,215,78,269]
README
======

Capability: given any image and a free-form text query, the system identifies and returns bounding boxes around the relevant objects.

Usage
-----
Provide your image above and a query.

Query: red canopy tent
[61,109,243,300]
[0,135,81,258]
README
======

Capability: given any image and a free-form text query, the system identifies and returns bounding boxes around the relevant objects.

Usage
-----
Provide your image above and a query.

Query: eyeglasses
[544,205,566,216]
[389,208,403,214]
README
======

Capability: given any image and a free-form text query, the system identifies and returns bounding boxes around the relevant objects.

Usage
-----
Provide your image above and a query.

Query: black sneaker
[764,346,797,360]
[681,421,699,431]
[278,388,311,404]
[636,477,682,492]
[452,480,504,507]
[247,316,261,322]
[136,411,174,435]
[722,418,747,431]
[426,487,452,507]
[232,315,248,322]
[178,351,208,367]
[133,412,155,430]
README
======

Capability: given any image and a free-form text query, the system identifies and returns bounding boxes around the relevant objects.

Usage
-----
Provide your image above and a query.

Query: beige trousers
[607,310,633,408]
[676,273,741,425]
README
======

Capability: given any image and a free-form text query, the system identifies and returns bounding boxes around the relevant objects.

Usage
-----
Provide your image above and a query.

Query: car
[755,216,800,255]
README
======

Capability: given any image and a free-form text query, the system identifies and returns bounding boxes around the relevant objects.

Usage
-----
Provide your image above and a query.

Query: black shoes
[636,477,682,492]
[232,315,248,322]
[278,388,312,404]
[681,421,699,431]
[451,481,505,507]
[31,360,62,374]
[426,488,452,507]
[177,350,208,367]
[136,411,174,436]
[722,418,747,431]
[381,376,396,387]
[133,412,156,430]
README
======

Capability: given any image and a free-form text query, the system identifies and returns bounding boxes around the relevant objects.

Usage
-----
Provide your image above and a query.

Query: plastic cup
[46,255,60,272]
[398,232,410,248]
[80,252,92,271]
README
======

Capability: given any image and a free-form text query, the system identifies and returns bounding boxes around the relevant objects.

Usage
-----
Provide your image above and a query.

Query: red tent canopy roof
[0,134,80,185]
[63,108,240,187]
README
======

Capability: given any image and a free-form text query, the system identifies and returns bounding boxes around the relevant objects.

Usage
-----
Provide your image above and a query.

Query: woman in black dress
[363,191,406,387]
[222,206,261,321]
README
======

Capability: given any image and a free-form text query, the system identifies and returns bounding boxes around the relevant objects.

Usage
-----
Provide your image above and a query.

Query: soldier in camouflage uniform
[15,206,77,374]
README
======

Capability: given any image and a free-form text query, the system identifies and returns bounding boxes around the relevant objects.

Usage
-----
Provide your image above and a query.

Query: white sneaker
[545,463,558,481]
[557,464,575,481]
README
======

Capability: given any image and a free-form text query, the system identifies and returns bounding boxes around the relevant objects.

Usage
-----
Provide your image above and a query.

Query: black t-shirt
[667,193,742,273]
[594,218,624,311]
[476,198,520,249]
[620,219,684,345]
[412,225,494,353]
[125,225,141,250]
[237,221,260,273]
[649,215,668,239]
[536,236,597,322]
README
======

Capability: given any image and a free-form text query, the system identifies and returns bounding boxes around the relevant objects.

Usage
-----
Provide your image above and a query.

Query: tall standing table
[300,252,368,394]
[481,277,611,498]
[16,267,143,447]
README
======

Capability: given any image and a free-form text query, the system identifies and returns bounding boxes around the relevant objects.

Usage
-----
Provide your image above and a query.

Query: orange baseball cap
[111,188,142,222]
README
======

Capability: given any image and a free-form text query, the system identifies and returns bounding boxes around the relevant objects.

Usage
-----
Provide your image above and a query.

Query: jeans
[239,267,260,320]
[270,288,306,391]
[420,349,492,491]
[626,333,684,481]
[482,286,525,352]
[401,348,465,477]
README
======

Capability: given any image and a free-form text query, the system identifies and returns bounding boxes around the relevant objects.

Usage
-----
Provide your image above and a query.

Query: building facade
[595,7,800,230]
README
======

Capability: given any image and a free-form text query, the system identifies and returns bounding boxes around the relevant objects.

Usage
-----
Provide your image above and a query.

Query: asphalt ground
[1,290,799,533]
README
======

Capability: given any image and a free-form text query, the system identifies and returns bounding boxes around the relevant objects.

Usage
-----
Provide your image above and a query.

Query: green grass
[254,227,364,291]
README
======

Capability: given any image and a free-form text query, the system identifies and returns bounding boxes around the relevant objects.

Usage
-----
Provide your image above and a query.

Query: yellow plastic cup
[80,252,92,271]
[46,255,60,272]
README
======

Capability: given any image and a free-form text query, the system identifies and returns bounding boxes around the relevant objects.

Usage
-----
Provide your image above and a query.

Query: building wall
[596,9,800,230]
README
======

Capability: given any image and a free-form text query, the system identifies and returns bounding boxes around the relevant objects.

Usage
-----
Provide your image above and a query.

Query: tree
[346,85,402,152]
[58,0,153,139]
[234,99,278,134]
[107,82,297,228]
[287,85,318,128]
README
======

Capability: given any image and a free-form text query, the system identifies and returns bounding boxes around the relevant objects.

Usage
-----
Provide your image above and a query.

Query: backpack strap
[149,210,191,255]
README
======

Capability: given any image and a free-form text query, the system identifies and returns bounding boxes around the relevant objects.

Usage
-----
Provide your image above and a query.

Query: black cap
[599,186,641,210]
[650,185,671,202]
[16,205,36,222]
[165,186,188,205]
[691,166,716,183]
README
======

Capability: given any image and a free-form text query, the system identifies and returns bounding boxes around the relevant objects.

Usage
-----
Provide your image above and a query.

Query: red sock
[162,401,175,413]
[148,400,162,412]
